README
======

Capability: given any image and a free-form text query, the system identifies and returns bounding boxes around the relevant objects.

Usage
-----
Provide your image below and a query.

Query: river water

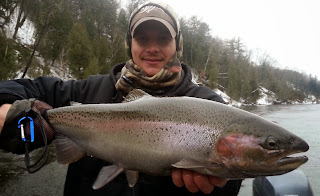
[238,104,320,196]
[0,104,319,195]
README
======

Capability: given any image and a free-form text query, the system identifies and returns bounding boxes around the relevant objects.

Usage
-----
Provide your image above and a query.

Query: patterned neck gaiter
[115,52,182,95]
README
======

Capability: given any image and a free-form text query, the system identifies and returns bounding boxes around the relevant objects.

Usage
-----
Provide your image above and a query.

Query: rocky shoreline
[0,145,67,196]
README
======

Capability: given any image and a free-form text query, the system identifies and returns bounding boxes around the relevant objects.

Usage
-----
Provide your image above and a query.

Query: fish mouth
[271,139,309,169]
[277,155,308,165]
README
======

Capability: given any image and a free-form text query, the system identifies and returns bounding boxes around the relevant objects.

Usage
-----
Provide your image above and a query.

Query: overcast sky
[125,0,320,78]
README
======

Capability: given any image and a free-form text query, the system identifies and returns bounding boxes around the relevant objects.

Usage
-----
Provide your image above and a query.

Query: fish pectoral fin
[92,165,124,190]
[55,134,86,165]
[125,170,139,187]
[172,159,208,169]
[69,101,82,106]
[123,89,151,102]
[172,159,224,176]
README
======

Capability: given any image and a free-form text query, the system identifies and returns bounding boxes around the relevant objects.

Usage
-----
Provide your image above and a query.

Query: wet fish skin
[46,89,309,188]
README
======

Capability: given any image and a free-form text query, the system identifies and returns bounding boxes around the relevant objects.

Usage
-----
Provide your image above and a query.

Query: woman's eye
[160,36,171,42]
[158,37,172,45]
[135,36,147,43]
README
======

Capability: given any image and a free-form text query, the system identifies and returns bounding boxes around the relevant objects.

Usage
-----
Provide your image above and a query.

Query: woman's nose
[146,41,160,53]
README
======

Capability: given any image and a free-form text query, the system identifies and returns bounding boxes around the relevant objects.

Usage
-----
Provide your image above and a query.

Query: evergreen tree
[84,57,100,78]
[0,33,17,80]
[39,1,74,67]
[66,22,93,79]
[208,57,218,89]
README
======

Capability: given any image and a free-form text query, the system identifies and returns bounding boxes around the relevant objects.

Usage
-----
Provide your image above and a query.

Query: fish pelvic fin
[55,134,86,165]
[125,170,139,187]
[93,165,124,190]
[123,89,151,102]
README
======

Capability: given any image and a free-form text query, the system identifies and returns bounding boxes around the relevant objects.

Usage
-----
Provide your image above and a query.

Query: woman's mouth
[143,58,162,65]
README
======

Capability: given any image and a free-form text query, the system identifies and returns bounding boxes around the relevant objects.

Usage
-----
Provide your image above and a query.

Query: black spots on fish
[146,137,158,143]
[246,128,258,136]
[173,129,183,135]
[178,138,186,144]
[108,116,116,120]
[124,128,131,133]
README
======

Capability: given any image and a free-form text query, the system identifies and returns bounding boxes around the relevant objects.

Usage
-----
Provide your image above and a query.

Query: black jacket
[0,63,241,196]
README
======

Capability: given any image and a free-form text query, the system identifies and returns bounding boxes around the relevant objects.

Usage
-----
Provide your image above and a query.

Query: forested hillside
[1,0,319,103]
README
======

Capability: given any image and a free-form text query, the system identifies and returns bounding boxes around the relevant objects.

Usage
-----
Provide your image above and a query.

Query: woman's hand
[172,168,227,194]
[0,104,11,134]
[0,99,55,154]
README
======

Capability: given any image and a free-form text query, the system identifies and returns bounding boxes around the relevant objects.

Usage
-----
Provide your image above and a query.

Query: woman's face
[131,20,176,77]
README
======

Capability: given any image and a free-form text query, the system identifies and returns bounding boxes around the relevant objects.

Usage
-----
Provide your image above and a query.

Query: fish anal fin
[55,134,86,165]
[93,165,124,190]
[125,170,139,187]
[124,89,151,102]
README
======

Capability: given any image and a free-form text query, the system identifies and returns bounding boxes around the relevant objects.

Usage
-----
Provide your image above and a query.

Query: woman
[0,1,242,195]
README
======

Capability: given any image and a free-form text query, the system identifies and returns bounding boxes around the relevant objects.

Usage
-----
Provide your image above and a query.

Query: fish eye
[268,140,277,148]
[260,136,278,150]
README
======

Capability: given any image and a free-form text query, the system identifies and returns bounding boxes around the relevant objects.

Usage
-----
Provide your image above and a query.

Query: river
[0,104,319,195]
[238,104,320,196]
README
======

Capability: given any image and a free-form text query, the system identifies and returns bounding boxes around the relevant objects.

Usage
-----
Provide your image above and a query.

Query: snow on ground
[5,6,35,45]
[304,94,318,104]
[214,89,233,105]
[214,86,277,107]
[14,56,74,81]
[3,8,74,81]
[255,86,276,105]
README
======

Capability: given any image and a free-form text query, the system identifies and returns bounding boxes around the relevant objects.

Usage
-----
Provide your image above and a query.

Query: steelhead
[46,89,309,189]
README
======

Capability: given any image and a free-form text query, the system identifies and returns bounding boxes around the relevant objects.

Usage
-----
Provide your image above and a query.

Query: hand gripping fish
[46,89,309,189]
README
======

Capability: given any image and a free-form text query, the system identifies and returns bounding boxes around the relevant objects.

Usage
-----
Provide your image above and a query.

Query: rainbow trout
[46,89,309,189]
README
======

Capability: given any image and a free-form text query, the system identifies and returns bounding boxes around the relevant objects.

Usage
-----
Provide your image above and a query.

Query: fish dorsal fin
[125,170,139,187]
[92,165,124,190]
[55,134,86,165]
[124,89,151,102]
